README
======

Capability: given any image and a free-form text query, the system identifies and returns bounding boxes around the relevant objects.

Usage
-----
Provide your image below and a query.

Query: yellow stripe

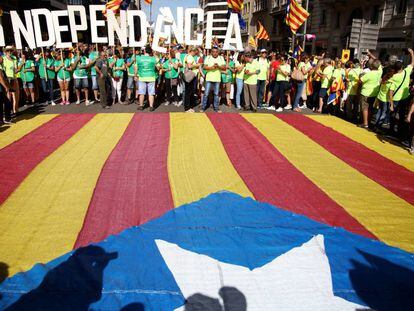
[168,113,253,207]
[308,115,414,173]
[0,113,132,276]
[0,114,57,149]
[243,114,414,252]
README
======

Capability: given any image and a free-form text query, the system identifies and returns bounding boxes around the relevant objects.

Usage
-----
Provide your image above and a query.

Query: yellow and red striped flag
[227,0,244,13]
[285,0,310,34]
[102,0,122,16]
[256,21,270,41]
[145,0,153,4]
[248,36,257,48]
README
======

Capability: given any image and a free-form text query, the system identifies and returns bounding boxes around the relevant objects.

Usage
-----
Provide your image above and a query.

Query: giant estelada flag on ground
[0,113,413,310]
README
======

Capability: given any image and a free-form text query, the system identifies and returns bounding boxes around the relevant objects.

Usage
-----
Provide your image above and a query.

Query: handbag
[291,67,304,81]
[183,55,196,83]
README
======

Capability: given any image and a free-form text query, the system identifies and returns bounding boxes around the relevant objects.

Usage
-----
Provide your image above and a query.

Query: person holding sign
[18,51,36,107]
[201,46,226,113]
[71,48,93,106]
[109,49,126,106]
[54,50,72,106]
[3,46,19,117]
[162,48,180,107]
[38,49,56,105]
[220,51,235,108]
[126,49,141,105]
[136,46,158,111]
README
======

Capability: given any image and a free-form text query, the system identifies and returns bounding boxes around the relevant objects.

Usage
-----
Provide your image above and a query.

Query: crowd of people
[0,43,413,153]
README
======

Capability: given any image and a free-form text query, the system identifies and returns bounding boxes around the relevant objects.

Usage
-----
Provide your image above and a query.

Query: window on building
[371,5,380,24]
[396,0,408,14]
[254,0,268,12]
[320,10,326,26]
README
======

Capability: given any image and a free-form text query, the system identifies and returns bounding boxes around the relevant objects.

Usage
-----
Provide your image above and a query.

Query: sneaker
[60,101,65,106]
[65,101,71,105]
[284,105,292,110]
[164,101,170,106]
[3,119,12,124]
[51,101,56,106]
[299,104,307,109]
[185,108,195,113]
[236,106,242,110]
[85,100,93,106]
[176,101,183,107]
[266,106,276,111]
[275,107,284,112]
[76,100,81,105]
[216,110,223,113]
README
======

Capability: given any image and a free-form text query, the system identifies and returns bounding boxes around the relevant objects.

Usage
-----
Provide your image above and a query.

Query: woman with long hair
[54,50,72,105]
[109,49,126,105]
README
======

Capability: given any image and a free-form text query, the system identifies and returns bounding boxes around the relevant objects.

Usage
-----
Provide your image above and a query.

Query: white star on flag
[156,235,367,310]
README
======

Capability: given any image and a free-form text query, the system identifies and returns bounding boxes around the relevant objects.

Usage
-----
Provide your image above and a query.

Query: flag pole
[302,0,309,49]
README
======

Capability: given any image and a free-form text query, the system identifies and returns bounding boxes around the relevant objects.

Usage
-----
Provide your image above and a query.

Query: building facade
[199,0,229,40]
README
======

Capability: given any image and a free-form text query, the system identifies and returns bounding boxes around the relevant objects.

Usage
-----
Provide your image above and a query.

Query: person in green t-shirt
[388,48,414,138]
[234,54,246,110]
[18,51,36,106]
[273,55,291,112]
[220,51,235,107]
[162,49,180,106]
[71,49,93,106]
[359,59,382,128]
[109,49,126,105]
[243,52,261,112]
[136,46,158,111]
[89,48,100,102]
[126,49,141,104]
[202,46,226,112]
[344,60,362,121]
[374,69,395,129]
[257,49,270,108]
[54,50,72,106]
[293,54,312,111]
[182,46,201,112]
[317,58,333,113]
[38,49,56,105]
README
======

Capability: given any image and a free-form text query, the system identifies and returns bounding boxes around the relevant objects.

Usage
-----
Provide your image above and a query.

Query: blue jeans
[235,78,244,108]
[202,81,220,111]
[41,78,54,102]
[293,81,306,109]
[375,100,390,126]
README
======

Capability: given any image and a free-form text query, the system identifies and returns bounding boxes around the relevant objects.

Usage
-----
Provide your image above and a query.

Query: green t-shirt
[235,61,244,80]
[184,54,198,75]
[38,58,56,79]
[20,59,35,82]
[321,65,333,88]
[276,64,291,82]
[89,51,99,76]
[244,59,260,85]
[112,58,125,78]
[377,81,392,102]
[360,70,382,97]
[136,55,157,82]
[54,59,71,80]
[346,68,361,95]
[127,55,139,77]
[257,58,269,81]
[71,56,89,78]
[204,55,225,83]
[3,56,18,79]
[298,62,312,79]
[389,65,413,101]
[163,59,179,79]
[221,60,235,83]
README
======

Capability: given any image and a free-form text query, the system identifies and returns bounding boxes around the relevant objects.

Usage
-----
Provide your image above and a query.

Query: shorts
[319,88,328,98]
[22,81,34,89]
[360,95,374,111]
[138,81,155,96]
[74,78,89,89]
[127,76,139,89]
[91,76,98,90]
[57,77,71,82]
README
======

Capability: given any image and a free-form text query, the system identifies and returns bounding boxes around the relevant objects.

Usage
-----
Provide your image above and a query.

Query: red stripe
[278,114,414,206]
[74,113,173,248]
[0,114,94,206]
[208,113,375,239]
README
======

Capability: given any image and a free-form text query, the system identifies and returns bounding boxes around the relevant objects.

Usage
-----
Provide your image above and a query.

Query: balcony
[253,0,268,13]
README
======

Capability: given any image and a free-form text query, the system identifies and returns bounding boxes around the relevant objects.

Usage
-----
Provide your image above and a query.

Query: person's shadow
[5,245,117,311]
[184,286,246,311]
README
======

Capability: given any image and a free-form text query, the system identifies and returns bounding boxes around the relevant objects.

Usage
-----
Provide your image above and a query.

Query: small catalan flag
[256,21,270,41]
[285,0,310,34]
